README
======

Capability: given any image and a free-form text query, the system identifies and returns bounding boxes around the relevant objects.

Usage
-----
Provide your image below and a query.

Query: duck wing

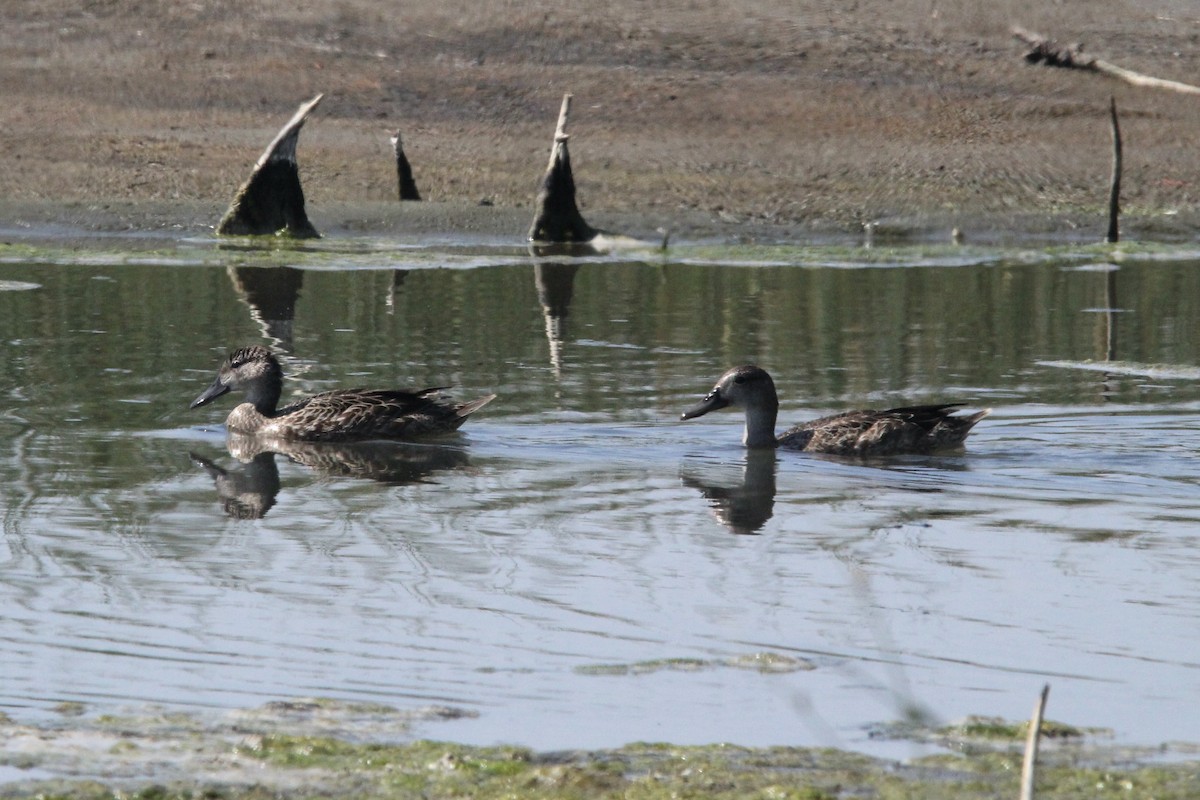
[779,404,988,456]
[276,388,495,441]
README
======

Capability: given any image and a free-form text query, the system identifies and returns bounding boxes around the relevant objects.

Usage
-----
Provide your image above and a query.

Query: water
[1,232,1199,758]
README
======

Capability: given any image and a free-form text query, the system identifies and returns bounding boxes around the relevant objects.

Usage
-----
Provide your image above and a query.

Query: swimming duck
[681,365,989,456]
[190,346,496,441]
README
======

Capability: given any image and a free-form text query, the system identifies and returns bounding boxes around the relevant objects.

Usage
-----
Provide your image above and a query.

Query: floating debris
[1038,360,1200,380]
[575,652,815,676]
[0,280,40,291]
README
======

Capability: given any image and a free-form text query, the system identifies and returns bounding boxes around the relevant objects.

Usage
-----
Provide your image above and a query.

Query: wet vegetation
[3,723,1199,799]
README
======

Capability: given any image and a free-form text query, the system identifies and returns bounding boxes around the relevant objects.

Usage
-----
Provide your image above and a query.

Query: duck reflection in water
[191,436,473,519]
[680,449,778,534]
[191,450,280,520]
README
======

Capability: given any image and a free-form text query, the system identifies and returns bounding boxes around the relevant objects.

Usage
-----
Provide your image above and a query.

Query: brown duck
[190,346,495,441]
[681,365,988,456]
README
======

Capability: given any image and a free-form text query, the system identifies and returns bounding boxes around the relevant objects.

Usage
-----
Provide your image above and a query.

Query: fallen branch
[1013,27,1200,95]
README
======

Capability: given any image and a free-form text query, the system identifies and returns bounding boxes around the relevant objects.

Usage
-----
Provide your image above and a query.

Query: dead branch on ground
[1013,27,1200,95]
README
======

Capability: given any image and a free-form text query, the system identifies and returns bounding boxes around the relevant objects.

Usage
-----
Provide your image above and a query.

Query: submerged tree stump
[527,94,598,244]
[217,94,323,238]
[390,131,421,201]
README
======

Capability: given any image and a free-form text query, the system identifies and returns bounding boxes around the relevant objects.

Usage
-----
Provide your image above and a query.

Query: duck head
[190,345,283,415]
[681,365,780,448]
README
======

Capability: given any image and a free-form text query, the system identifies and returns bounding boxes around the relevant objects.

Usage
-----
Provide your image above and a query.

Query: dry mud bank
[4,2,1200,239]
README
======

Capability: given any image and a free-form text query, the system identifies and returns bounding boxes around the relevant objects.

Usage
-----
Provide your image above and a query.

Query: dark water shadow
[226,265,303,352]
[386,269,409,313]
[534,262,580,379]
[1098,265,1123,400]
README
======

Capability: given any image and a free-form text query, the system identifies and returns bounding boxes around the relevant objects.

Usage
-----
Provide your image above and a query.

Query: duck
[190,345,496,442]
[681,365,989,456]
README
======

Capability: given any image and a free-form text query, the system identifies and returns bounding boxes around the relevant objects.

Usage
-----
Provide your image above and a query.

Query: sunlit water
[1,232,1199,759]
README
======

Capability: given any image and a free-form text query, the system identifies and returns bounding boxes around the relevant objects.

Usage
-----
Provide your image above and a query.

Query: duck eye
[733,375,746,384]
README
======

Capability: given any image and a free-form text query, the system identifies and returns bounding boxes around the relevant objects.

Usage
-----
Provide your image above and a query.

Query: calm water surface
[1,233,1199,756]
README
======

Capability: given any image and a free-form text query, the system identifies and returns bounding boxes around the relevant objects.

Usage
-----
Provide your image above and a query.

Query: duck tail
[939,407,991,447]
[961,408,992,429]
[455,394,497,421]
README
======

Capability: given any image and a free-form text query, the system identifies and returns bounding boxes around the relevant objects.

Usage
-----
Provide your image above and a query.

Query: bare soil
[5,0,1200,240]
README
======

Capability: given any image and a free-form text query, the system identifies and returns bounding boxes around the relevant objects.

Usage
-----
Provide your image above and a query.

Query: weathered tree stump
[527,94,598,244]
[390,131,421,201]
[217,94,323,238]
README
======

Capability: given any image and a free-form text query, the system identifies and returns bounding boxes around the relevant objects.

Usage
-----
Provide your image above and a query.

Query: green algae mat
[2,702,1198,799]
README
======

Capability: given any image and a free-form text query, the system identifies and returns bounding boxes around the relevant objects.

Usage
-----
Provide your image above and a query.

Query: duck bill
[681,390,728,421]
[190,378,230,409]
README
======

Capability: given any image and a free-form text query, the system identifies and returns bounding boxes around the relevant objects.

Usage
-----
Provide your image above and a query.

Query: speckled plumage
[681,365,988,456]
[190,346,495,442]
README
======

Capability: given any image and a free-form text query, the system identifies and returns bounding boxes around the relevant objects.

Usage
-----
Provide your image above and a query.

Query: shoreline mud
[5,3,1200,242]
[4,198,1200,251]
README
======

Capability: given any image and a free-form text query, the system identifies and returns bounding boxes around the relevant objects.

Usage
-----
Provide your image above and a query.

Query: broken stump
[217,94,323,238]
[527,94,598,244]
[391,131,421,201]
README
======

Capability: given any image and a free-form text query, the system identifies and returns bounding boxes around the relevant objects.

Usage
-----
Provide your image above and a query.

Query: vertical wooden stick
[1106,97,1122,244]
[1019,684,1050,800]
